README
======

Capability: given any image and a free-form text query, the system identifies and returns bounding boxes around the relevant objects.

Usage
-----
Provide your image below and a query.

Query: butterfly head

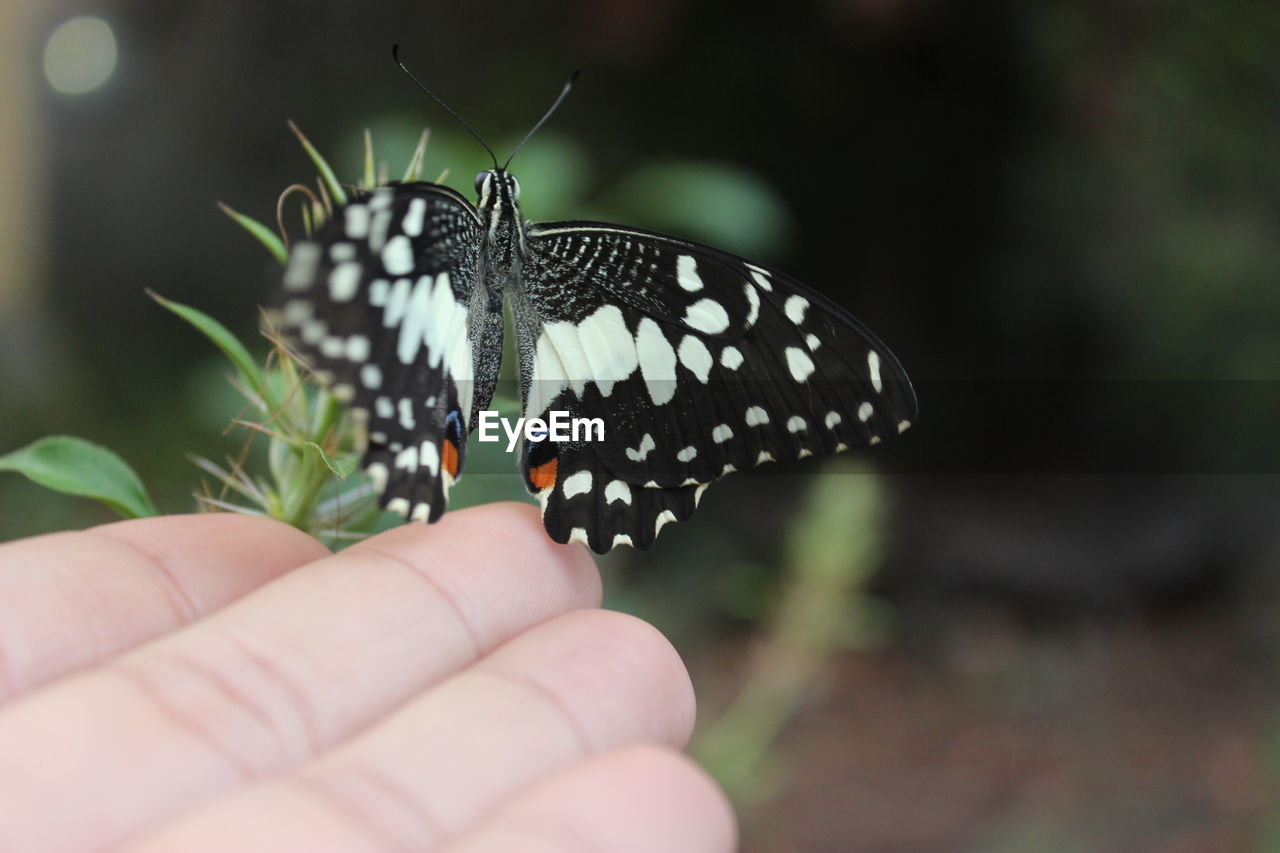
[474,169,522,226]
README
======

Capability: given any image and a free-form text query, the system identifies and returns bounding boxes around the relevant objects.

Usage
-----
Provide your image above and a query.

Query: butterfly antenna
[392,44,499,170]
[503,70,580,171]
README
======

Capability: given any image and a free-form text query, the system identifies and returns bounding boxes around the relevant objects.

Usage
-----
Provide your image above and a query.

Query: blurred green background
[4,1,1280,850]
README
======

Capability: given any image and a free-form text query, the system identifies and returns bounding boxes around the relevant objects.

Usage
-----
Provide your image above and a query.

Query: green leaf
[218,202,287,264]
[362,128,376,190]
[0,436,158,518]
[403,128,430,183]
[149,291,266,403]
[304,442,359,479]
[288,120,348,206]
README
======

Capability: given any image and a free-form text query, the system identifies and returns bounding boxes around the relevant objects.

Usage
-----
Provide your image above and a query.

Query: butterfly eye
[474,172,488,194]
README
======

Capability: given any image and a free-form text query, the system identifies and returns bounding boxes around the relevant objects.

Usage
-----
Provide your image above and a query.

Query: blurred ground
[704,606,1274,853]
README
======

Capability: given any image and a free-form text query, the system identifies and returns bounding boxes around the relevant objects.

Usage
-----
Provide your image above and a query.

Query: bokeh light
[43,17,118,95]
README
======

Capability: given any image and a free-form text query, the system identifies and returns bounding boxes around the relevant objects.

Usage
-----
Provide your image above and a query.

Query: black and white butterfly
[275,56,917,553]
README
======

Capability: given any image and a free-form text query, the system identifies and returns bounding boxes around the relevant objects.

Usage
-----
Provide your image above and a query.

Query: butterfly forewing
[511,223,916,551]
[275,182,498,522]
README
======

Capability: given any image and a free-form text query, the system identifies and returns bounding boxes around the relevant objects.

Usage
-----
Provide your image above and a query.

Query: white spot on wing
[368,279,389,307]
[868,351,883,393]
[676,255,703,291]
[562,470,593,499]
[654,509,678,536]
[387,497,410,516]
[784,295,809,325]
[344,205,370,238]
[284,243,321,290]
[898,419,911,433]
[636,318,678,405]
[328,262,361,302]
[365,462,388,493]
[375,397,393,419]
[396,275,433,364]
[676,446,698,462]
[573,305,638,396]
[747,267,773,292]
[720,346,744,370]
[611,533,634,549]
[745,406,769,426]
[382,234,415,275]
[360,363,382,389]
[383,278,412,328]
[683,298,730,334]
[398,398,416,430]
[786,415,807,433]
[825,411,842,429]
[625,434,656,462]
[395,445,418,471]
[744,283,760,326]
[712,424,733,443]
[419,441,440,475]
[785,347,816,382]
[605,480,632,505]
[401,198,427,237]
[677,336,713,382]
[806,333,821,351]
[369,210,392,251]
[301,320,325,344]
[320,336,343,358]
[283,299,311,325]
[858,402,874,422]
[345,335,370,362]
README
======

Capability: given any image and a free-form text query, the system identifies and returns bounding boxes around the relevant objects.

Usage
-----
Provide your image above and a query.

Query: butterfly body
[278,167,917,552]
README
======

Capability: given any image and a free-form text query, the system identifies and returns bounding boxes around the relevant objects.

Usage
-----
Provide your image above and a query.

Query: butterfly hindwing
[519,417,702,553]
[276,182,497,521]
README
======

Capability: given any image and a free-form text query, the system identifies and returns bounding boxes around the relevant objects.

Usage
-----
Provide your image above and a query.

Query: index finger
[0,514,329,703]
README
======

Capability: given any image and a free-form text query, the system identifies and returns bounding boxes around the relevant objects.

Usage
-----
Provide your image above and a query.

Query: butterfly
[274,51,917,553]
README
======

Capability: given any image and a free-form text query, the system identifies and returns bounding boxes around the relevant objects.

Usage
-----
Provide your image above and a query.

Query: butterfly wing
[513,221,916,552]
[275,182,501,522]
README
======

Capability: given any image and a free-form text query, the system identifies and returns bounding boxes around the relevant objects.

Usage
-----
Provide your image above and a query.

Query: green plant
[0,126,432,546]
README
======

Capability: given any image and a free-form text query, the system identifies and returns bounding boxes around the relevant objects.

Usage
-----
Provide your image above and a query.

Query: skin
[0,503,736,852]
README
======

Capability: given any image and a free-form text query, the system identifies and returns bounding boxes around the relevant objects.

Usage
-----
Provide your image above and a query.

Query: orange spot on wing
[442,438,460,479]
[528,458,558,491]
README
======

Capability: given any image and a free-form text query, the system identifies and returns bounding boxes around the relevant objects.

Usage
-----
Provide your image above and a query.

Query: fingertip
[419,501,604,610]
[343,502,602,651]
[613,744,739,852]
[451,744,738,853]
[563,610,698,747]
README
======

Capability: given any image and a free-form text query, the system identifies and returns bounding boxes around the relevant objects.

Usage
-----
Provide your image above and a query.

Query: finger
[447,746,737,853]
[0,513,328,702]
[125,609,694,852]
[0,503,600,853]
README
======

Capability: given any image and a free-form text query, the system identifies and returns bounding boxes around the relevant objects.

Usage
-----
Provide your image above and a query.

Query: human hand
[0,503,735,852]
